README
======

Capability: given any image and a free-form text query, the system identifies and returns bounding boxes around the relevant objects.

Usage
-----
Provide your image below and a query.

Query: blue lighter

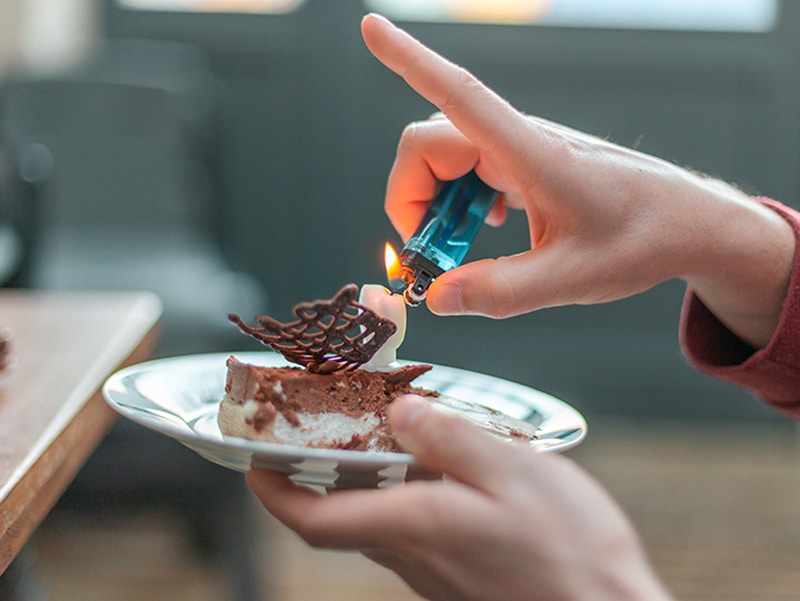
[388,170,498,306]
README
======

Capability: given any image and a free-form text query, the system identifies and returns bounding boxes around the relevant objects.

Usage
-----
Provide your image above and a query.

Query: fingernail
[365,12,395,29]
[389,395,428,432]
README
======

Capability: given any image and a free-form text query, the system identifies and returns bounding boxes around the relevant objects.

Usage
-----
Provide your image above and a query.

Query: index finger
[361,13,529,164]
[246,469,452,552]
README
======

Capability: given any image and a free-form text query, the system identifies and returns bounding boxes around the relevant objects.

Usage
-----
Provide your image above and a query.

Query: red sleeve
[679,198,800,416]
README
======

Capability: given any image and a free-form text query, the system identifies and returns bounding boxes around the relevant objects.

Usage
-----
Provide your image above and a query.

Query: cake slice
[218,284,436,451]
[218,356,433,451]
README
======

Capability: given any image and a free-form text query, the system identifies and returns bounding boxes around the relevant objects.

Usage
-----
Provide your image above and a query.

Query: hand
[248,395,673,601]
[361,13,795,349]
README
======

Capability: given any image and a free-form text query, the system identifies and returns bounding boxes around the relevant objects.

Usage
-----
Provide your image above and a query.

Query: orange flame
[384,242,403,285]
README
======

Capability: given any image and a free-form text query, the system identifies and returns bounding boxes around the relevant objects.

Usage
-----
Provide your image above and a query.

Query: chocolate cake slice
[219,356,433,451]
[218,284,436,451]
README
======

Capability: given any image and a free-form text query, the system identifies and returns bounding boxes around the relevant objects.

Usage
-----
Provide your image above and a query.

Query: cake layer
[218,397,388,450]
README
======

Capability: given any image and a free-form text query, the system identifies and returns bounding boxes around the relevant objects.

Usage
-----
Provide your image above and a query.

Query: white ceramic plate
[103,351,586,489]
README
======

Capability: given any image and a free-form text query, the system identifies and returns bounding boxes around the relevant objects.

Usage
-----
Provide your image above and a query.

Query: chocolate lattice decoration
[229,284,398,374]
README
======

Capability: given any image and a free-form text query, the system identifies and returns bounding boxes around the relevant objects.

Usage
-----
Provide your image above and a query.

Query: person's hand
[361,13,795,349]
[248,395,674,601]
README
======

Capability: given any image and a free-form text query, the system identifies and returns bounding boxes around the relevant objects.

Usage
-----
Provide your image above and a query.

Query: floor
[17,417,800,600]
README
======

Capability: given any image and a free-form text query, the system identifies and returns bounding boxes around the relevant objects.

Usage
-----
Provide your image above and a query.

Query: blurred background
[2,0,797,419]
[1,1,799,600]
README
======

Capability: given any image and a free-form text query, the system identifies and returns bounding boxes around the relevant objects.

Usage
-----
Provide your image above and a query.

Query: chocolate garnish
[229,284,397,373]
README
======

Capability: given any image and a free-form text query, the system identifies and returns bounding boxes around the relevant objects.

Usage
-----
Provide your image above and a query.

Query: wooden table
[571,418,800,601]
[0,290,161,575]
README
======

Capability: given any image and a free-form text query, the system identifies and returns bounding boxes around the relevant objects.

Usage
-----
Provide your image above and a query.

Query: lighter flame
[384,242,402,283]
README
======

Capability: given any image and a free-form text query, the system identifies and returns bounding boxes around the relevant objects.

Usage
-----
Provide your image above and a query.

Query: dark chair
[0,142,52,288]
[0,45,266,353]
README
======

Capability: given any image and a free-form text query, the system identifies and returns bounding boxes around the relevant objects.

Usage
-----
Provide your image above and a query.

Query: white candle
[358,284,406,371]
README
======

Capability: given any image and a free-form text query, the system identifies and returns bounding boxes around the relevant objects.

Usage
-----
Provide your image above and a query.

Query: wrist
[678,185,795,348]
[565,551,674,601]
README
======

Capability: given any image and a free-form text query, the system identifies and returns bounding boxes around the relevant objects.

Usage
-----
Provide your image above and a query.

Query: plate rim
[102,350,587,468]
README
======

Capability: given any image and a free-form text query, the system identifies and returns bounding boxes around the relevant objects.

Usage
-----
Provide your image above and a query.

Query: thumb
[426,250,560,318]
[389,395,516,492]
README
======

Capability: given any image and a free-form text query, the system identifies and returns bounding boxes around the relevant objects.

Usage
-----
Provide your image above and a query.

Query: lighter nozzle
[402,286,424,307]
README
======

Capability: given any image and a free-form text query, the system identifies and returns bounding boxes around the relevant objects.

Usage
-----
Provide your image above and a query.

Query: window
[364,0,780,32]
[116,0,305,14]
